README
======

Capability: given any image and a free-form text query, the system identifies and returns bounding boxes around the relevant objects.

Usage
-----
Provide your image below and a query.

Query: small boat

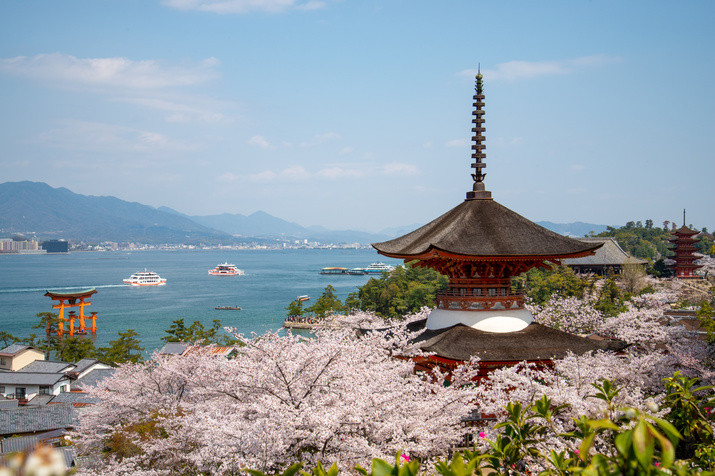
[297,295,310,302]
[123,270,167,286]
[319,267,348,275]
[363,262,396,274]
[209,262,244,276]
[215,306,241,310]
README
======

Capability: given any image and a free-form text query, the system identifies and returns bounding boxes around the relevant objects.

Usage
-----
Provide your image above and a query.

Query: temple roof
[409,319,625,362]
[562,237,647,266]
[672,225,700,236]
[373,199,601,260]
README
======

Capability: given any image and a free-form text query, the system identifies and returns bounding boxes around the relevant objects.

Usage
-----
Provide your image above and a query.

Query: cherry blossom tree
[75,315,480,475]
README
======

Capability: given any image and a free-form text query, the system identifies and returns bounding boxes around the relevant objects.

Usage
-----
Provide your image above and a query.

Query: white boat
[364,262,395,274]
[209,262,244,276]
[123,270,167,286]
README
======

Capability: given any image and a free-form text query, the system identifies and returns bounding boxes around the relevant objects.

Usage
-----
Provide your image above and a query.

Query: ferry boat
[208,263,244,276]
[363,262,396,274]
[319,267,348,275]
[123,270,167,286]
[215,305,241,310]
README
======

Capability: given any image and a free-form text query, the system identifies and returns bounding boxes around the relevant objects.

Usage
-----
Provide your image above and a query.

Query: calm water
[0,249,398,354]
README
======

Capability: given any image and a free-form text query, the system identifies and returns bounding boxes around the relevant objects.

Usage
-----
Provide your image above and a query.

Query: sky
[1,0,713,233]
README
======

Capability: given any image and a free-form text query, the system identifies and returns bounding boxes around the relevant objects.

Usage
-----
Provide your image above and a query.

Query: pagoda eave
[374,244,601,263]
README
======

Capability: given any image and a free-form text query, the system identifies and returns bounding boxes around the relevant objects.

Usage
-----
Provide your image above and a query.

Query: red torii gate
[44,288,99,337]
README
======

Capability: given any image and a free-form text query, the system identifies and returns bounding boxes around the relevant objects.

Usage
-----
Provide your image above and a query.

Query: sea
[0,249,399,355]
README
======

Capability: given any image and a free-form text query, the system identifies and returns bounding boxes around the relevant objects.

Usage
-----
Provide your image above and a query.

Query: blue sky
[1,0,713,233]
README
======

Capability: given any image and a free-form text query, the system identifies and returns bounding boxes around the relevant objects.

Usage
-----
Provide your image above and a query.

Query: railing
[435,291,525,311]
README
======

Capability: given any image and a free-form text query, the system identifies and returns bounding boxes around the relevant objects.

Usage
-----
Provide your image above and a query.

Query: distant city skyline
[1,1,713,232]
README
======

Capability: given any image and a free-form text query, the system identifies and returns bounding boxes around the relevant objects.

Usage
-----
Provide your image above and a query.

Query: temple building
[562,237,647,276]
[669,210,703,279]
[373,71,623,373]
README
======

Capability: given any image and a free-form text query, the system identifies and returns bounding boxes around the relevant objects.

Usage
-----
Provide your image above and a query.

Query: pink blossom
[479,431,486,439]
[400,454,410,462]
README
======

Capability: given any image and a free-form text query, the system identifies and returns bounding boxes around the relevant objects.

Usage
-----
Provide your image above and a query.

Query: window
[0,386,4,394]
[39,386,50,395]
[15,387,26,399]
[0,358,6,365]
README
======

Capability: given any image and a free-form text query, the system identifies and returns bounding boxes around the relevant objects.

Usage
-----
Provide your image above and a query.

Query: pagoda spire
[466,65,492,200]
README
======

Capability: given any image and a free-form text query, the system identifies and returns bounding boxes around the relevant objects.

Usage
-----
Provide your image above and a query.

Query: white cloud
[458,55,621,82]
[445,139,468,148]
[299,132,341,147]
[247,135,274,149]
[249,170,278,182]
[281,165,310,181]
[116,97,230,123]
[316,166,363,179]
[338,146,354,156]
[162,0,326,14]
[379,163,419,176]
[36,119,197,155]
[0,53,220,90]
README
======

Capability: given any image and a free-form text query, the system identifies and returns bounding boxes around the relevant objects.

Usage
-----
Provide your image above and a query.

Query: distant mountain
[0,181,232,244]
[536,221,610,237]
[191,211,307,237]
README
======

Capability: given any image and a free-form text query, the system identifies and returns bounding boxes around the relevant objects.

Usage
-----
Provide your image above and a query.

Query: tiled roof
[51,391,100,405]
[0,429,65,453]
[0,401,18,410]
[0,403,77,436]
[159,342,189,355]
[562,238,647,266]
[181,345,237,357]
[411,319,627,362]
[72,359,100,375]
[18,361,75,374]
[26,395,54,406]
[0,344,32,356]
[0,373,68,386]
[72,369,115,390]
[373,199,601,259]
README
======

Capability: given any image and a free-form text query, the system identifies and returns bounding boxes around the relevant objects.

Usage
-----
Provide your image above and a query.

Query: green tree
[0,331,22,348]
[98,329,144,364]
[286,299,305,317]
[161,318,236,345]
[54,336,98,362]
[514,265,588,305]
[306,285,344,318]
[345,262,448,318]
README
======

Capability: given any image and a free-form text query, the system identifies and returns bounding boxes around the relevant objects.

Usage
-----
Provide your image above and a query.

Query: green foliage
[662,371,715,465]
[246,462,304,476]
[54,336,98,362]
[356,454,421,476]
[345,262,448,318]
[593,277,629,316]
[301,461,339,476]
[161,318,236,345]
[286,299,306,317]
[697,301,715,345]
[98,329,144,364]
[595,222,672,262]
[305,285,344,318]
[515,265,588,305]
[0,331,22,348]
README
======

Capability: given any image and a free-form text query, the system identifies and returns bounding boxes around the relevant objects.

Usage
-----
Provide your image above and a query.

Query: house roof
[71,369,115,390]
[562,238,647,266]
[411,319,626,362]
[0,429,66,454]
[181,345,237,357]
[159,342,189,355]
[0,373,69,386]
[0,403,77,436]
[18,361,75,374]
[51,391,100,406]
[0,400,18,410]
[373,199,601,260]
[71,359,102,375]
[0,344,42,357]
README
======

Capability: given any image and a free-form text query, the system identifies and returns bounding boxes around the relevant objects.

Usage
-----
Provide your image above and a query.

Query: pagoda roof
[373,199,601,260]
[410,319,626,362]
[44,288,97,299]
[672,225,699,236]
[562,238,647,266]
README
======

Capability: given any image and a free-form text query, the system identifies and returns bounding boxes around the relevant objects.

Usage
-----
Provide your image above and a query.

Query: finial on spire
[683,208,686,227]
[466,65,491,200]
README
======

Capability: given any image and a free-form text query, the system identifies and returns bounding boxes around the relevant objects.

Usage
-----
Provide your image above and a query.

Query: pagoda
[669,210,702,279]
[373,70,622,373]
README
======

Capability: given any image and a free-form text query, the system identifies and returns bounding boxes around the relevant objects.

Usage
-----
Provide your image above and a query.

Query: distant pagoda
[373,70,621,371]
[669,210,702,279]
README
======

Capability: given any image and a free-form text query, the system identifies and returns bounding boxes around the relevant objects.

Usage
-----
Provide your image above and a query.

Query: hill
[0,181,232,244]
